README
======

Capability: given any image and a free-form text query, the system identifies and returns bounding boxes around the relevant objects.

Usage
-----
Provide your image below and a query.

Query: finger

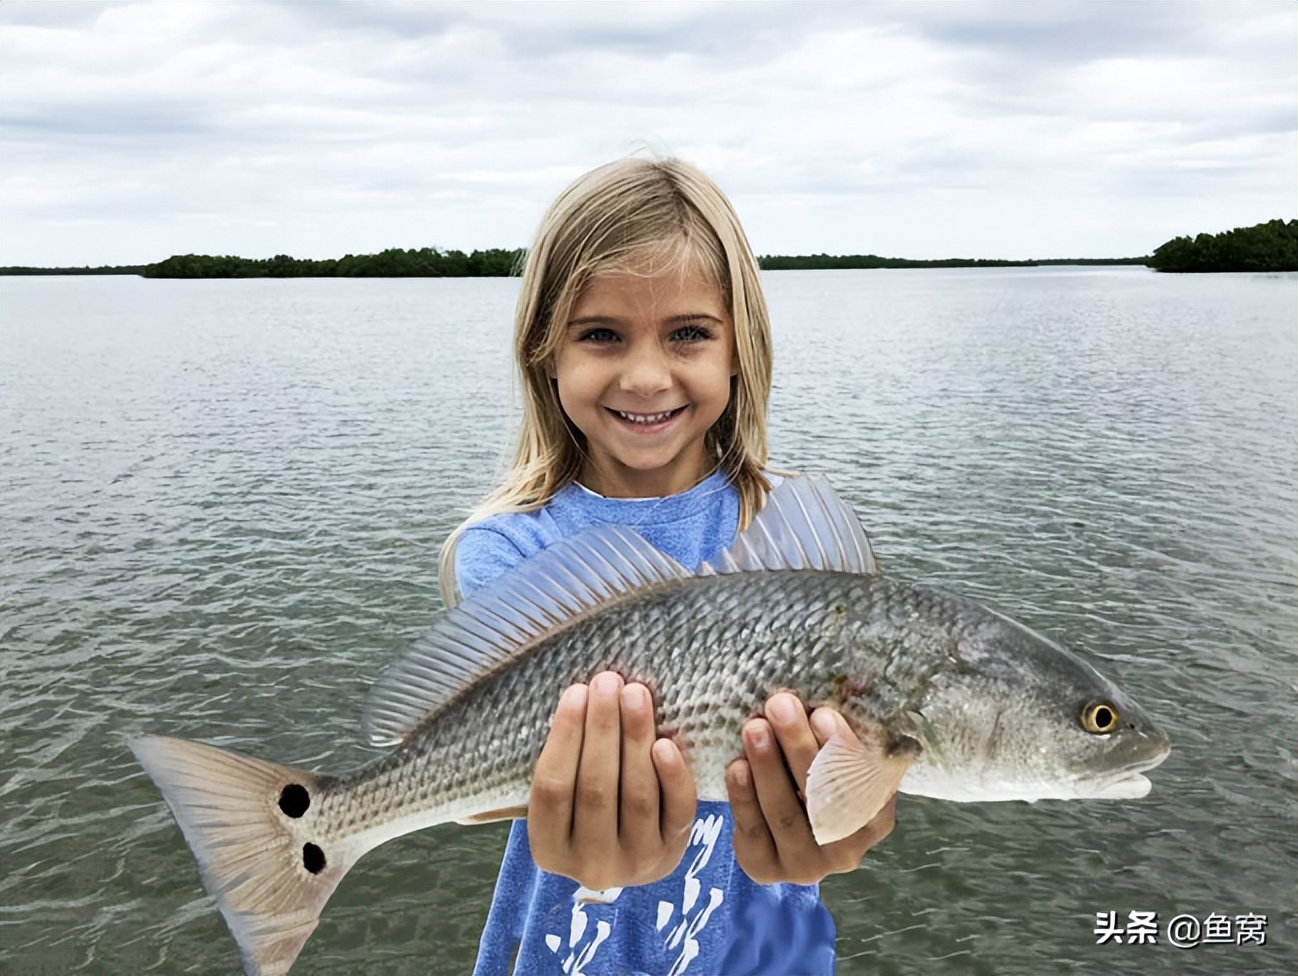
[528,683,588,856]
[763,693,821,795]
[725,754,778,881]
[809,705,852,747]
[618,682,661,853]
[742,716,815,851]
[571,671,624,841]
[821,795,898,875]
[653,737,697,851]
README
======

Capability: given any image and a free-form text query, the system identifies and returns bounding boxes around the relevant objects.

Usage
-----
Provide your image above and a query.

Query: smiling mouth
[608,406,687,426]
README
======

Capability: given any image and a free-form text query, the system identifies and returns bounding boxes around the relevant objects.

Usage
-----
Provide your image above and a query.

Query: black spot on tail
[303,843,326,874]
[278,783,310,818]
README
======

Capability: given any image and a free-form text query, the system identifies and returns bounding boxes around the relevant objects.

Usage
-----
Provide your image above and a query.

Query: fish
[130,475,1170,976]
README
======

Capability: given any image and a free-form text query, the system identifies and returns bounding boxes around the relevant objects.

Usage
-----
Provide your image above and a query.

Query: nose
[619,340,672,397]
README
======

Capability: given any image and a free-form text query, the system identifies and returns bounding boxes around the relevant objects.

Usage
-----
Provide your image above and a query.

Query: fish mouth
[1085,743,1170,800]
[1092,773,1153,799]
[606,406,688,428]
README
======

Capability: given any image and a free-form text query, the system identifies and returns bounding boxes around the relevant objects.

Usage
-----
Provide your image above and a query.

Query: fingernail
[767,694,795,723]
[622,683,648,710]
[652,738,677,765]
[561,684,588,708]
[747,723,771,751]
[729,760,750,790]
[593,672,622,696]
[811,709,840,740]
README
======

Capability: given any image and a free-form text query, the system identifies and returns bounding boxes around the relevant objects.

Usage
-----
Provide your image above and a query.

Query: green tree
[1150,219,1298,272]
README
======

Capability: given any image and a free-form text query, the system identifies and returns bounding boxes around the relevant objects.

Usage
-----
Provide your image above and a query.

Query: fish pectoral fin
[456,804,529,825]
[805,729,918,846]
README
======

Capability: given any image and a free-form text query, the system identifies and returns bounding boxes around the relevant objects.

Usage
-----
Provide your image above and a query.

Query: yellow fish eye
[1081,701,1120,734]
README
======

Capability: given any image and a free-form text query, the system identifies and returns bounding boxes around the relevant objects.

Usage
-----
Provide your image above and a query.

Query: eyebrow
[566,312,726,329]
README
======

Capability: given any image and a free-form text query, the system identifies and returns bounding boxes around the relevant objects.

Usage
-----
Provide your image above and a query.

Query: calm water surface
[2,268,1294,975]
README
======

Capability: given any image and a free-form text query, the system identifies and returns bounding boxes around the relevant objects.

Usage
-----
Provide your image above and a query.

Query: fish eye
[1080,701,1120,734]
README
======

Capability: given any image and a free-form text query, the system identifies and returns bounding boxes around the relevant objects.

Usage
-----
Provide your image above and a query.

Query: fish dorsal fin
[363,525,688,747]
[701,474,881,577]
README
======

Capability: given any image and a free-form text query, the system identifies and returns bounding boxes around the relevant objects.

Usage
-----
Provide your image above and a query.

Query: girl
[441,158,895,975]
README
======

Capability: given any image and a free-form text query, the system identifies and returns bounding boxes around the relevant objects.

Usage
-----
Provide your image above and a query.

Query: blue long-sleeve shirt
[453,470,836,976]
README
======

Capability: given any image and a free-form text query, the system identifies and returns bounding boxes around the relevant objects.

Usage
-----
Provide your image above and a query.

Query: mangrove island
[3,219,1294,277]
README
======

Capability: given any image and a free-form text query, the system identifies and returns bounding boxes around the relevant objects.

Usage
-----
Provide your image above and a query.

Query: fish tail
[131,735,354,976]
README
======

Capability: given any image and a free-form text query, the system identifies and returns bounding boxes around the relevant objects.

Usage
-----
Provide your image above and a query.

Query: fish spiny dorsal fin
[363,525,688,747]
[701,474,880,577]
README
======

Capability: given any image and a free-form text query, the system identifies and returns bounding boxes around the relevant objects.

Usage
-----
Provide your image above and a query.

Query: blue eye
[577,327,619,344]
[672,325,712,343]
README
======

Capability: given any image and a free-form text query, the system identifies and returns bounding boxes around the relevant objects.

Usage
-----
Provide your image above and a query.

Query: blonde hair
[439,157,773,605]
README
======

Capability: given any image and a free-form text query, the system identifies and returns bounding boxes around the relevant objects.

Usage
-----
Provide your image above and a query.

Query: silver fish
[131,475,1170,976]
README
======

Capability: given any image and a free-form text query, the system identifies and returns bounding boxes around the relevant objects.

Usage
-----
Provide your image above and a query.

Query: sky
[1,1,1294,266]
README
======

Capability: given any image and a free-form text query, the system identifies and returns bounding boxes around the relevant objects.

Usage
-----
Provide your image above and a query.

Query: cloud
[1,1,1293,265]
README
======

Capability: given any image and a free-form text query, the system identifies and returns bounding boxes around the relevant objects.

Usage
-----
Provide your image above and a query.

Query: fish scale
[130,475,1169,976]
[321,571,1020,830]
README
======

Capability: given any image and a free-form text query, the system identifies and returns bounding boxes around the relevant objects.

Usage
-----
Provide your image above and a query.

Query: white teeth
[615,408,679,425]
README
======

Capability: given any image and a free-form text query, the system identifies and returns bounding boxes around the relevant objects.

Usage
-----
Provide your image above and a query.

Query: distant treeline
[141,247,525,279]
[3,252,1147,277]
[757,254,1148,270]
[4,222,1293,277]
[1148,219,1298,273]
[0,264,145,275]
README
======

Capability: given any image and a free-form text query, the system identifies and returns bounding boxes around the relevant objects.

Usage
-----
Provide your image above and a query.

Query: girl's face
[550,257,736,498]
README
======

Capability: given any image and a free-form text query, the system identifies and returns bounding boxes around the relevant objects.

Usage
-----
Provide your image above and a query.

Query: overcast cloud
[1,1,1293,265]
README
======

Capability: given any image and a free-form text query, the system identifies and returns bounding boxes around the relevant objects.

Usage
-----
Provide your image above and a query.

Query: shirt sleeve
[453,524,530,600]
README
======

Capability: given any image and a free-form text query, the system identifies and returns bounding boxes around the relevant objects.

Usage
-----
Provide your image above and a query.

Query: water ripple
[2,270,1294,975]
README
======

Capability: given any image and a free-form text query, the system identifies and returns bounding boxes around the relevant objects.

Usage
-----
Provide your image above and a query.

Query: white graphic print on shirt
[659,813,726,975]
[541,813,727,975]
[543,887,621,974]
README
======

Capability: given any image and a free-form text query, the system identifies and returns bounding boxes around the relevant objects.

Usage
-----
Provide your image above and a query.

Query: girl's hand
[528,672,698,890]
[725,693,897,885]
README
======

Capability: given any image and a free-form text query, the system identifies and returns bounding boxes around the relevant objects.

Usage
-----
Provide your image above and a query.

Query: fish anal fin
[456,804,529,825]
[805,728,917,845]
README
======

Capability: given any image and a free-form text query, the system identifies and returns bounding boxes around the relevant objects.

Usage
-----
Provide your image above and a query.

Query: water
[2,268,1294,975]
